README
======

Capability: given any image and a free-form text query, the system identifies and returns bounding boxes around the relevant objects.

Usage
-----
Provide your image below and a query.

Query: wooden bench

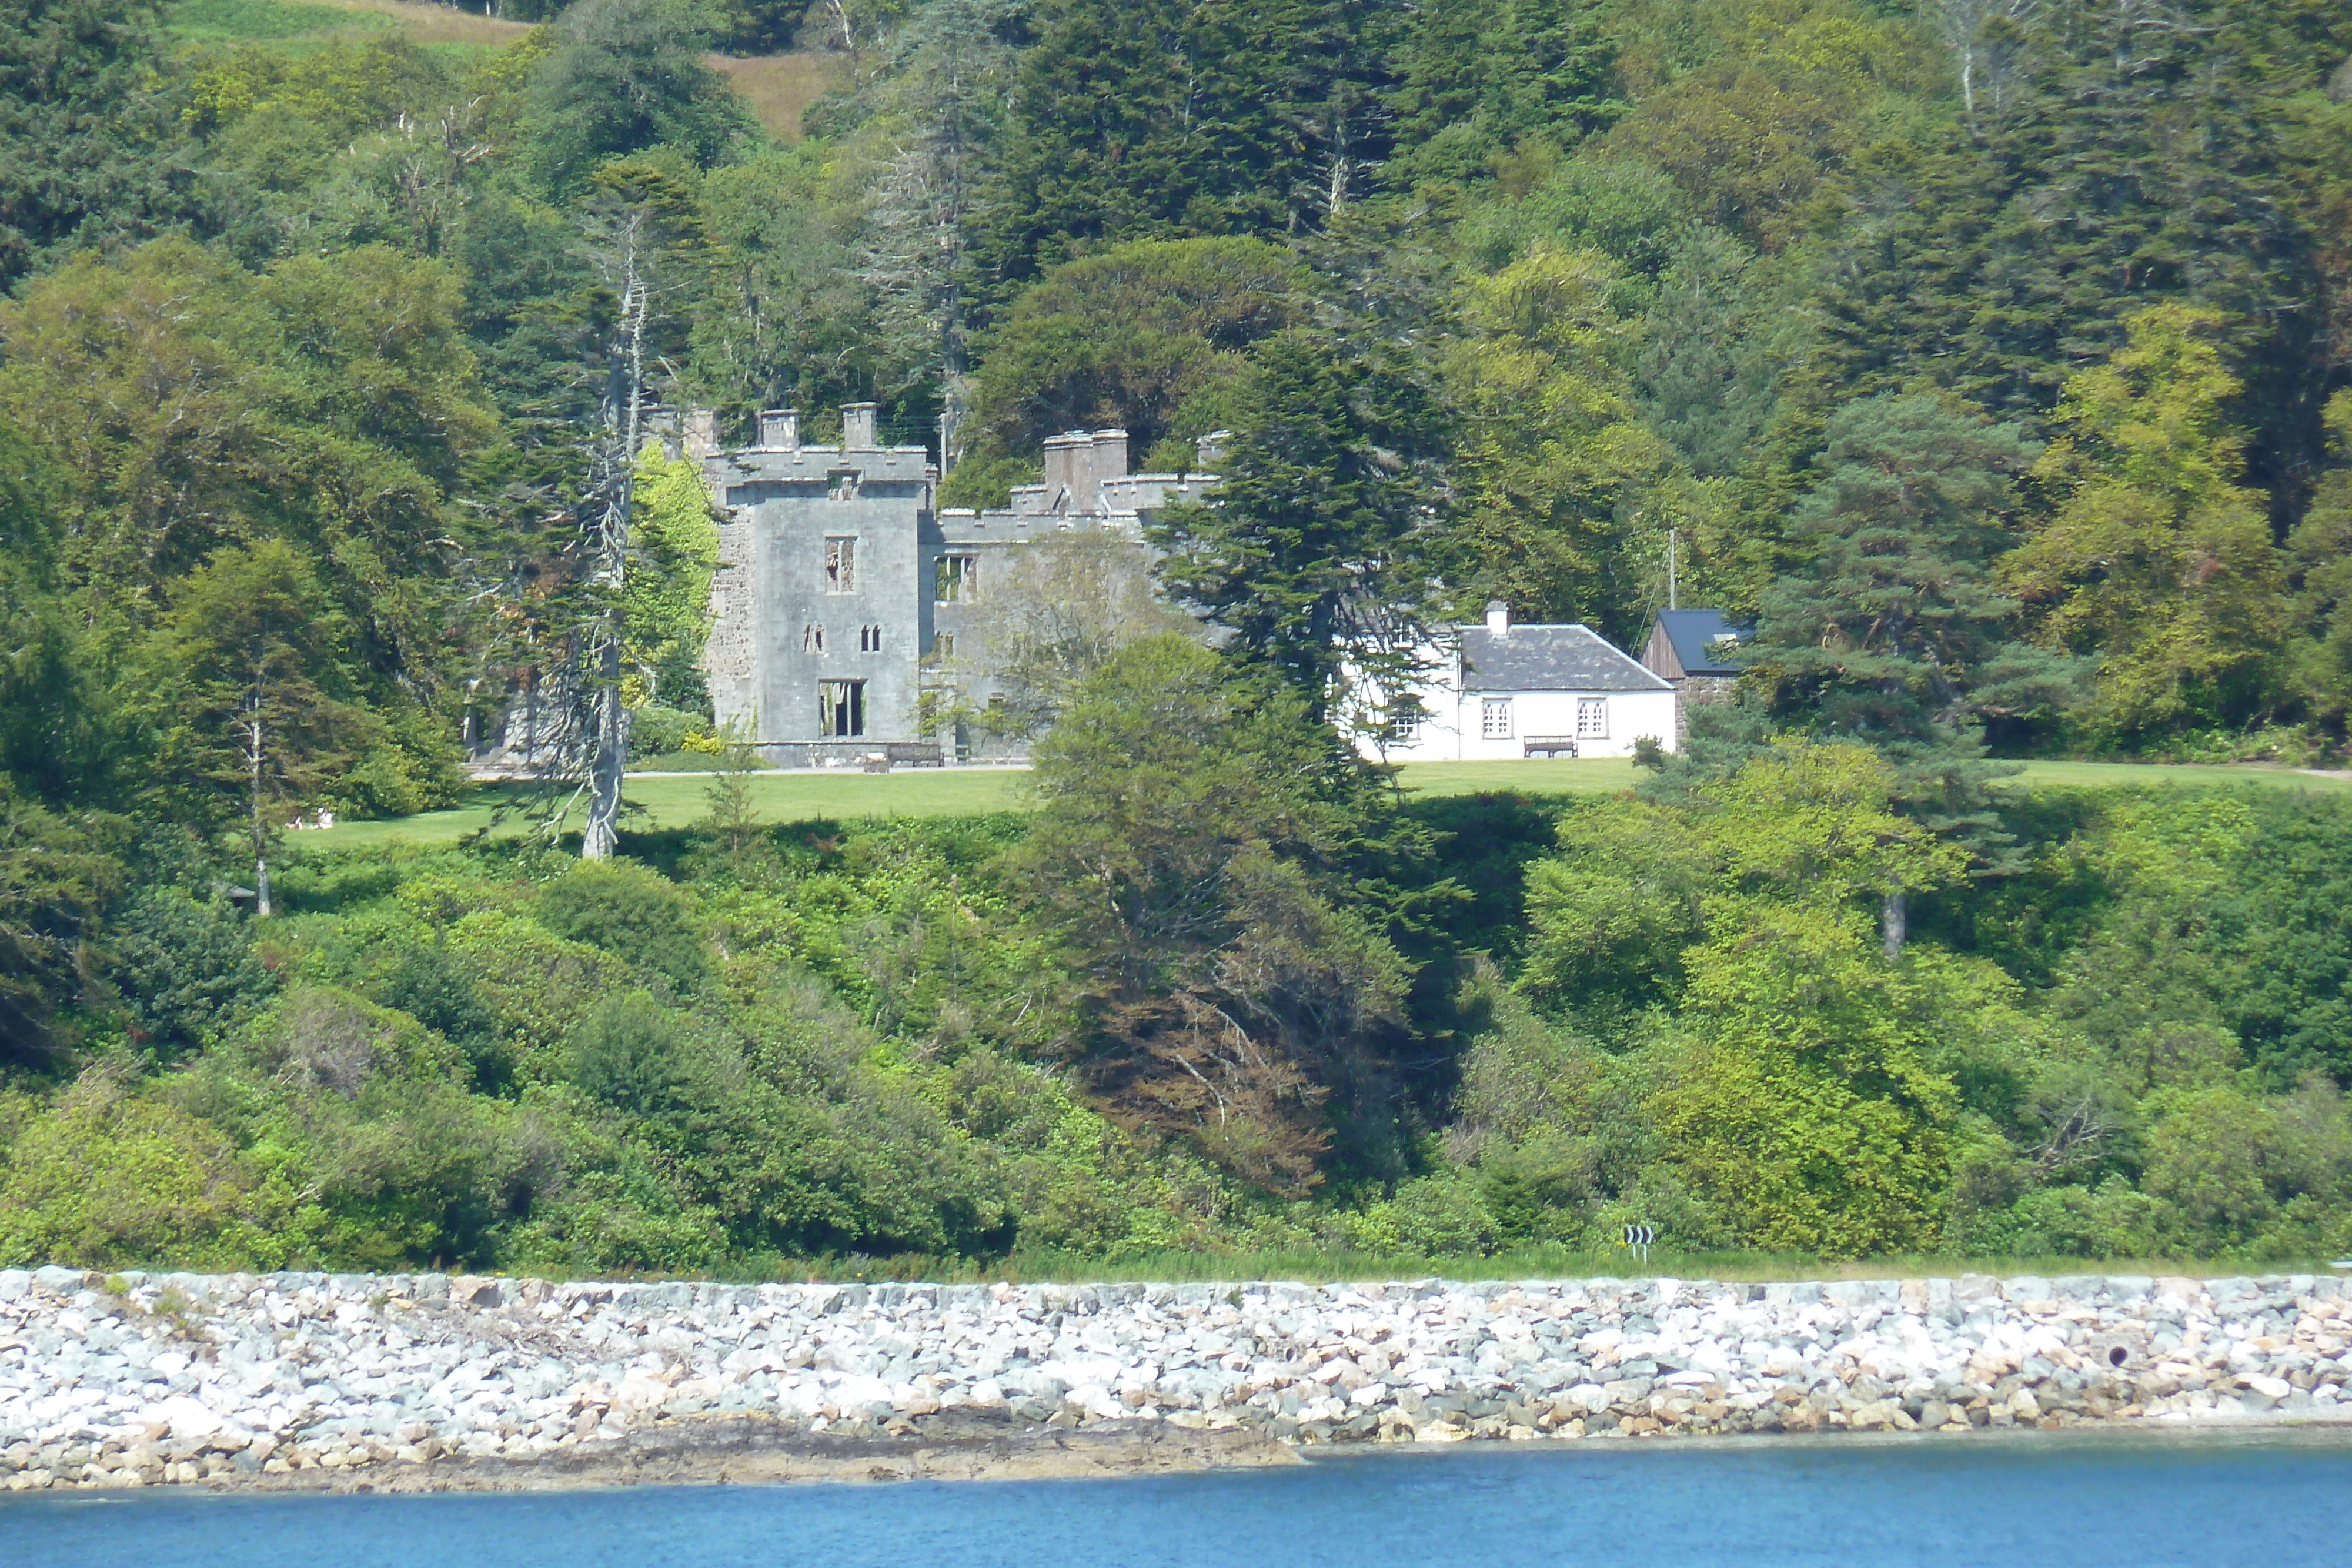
[861,743,946,772]
[1523,737,1579,758]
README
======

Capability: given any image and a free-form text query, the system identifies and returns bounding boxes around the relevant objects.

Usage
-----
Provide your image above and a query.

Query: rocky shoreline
[2,1265,2347,1494]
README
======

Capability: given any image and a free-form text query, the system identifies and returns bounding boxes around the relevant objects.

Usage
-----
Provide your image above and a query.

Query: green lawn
[306,755,2352,850]
[166,0,396,41]
[2009,758,2352,791]
[314,767,1037,848]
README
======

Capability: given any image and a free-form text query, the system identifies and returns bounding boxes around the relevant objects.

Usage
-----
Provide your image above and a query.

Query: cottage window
[1576,697,1608,738]
[1388,708,1425,741]
[936,553,978,603]
[818,679,866,738]
[824,536,857,593]
[1480,698,1512,738]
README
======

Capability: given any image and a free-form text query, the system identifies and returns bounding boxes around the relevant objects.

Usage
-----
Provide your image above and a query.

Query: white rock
[154,1396,223,1439]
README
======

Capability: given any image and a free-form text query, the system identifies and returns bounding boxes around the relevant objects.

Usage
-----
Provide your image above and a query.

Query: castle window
[818,679,866,738]
[802,624,824,653]
[936,553,977,603]
[860,624,882,652]
[824,536,857,593]
[931,632,954,659]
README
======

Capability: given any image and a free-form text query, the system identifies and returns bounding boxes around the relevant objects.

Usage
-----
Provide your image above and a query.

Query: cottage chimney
[841,402,878,449]
[683,409,721,460]
[759,408,800,448]
[1486,601,1511,634]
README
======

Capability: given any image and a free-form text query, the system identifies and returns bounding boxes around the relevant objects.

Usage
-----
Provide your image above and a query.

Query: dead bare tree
[578,211,653,861]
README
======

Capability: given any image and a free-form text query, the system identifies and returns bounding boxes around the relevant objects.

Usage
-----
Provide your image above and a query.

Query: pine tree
[975,0,1401,287]
[0,0,201,290]
[853,0,1023,463]
[1387,0,1624,185]
[1151,329,1442,717]
[1815,0,2326,495]
[1749,393,2086,948]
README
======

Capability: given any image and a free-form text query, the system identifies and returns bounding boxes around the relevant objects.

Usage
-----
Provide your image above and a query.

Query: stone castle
[686,404,1211,767]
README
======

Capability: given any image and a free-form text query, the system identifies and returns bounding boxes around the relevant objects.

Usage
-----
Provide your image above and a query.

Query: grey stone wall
[701,421,938,764]
[697,418,1213,767]
[1673,674,1739,746]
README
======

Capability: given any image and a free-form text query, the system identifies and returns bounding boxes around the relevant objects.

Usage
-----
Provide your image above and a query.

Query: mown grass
[311,767,1034,848]
[166,0,397,41]
[2008,758,2352,791]
[307,755,2352,850]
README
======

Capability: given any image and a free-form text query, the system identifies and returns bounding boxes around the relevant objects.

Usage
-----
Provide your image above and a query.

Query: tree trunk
[580,219,648,861]
[1881,889,1907,961]
[582,639,624,860]
[246,691,273,917]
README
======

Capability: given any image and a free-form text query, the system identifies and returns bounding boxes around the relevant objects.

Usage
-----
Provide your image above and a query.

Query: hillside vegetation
[6,0,2352,1273]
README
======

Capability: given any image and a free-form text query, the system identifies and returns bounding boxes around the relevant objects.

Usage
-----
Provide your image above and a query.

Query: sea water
[4,1432,2347,1568]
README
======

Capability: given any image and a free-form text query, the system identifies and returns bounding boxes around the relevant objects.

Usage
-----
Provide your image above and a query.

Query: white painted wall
[1350,667,1678,763]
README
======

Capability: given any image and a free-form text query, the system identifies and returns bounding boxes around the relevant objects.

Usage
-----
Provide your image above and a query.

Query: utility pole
[1667,529,1679,612]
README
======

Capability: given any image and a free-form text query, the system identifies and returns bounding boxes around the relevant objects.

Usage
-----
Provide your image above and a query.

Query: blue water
[5,1435,2348,1568]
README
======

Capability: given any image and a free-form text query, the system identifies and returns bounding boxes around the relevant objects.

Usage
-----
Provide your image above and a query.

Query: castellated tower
[696,410,1214,767]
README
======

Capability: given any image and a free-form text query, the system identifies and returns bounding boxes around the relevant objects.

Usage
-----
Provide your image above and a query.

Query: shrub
[534,861,707,988]
[0,1071,299,1268]
[111,888,275,1061]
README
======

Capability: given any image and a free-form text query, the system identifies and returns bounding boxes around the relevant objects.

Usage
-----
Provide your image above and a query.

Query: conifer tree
[977,0,1401,286]
[0,0,200,290]
[1815,0,2325,487]
[1748,393,2084,950]
[1387,0,1623,184]
[1152,329,1442,718]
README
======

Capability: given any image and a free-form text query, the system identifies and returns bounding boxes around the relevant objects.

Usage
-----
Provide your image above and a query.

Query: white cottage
[1355,602,1678,762]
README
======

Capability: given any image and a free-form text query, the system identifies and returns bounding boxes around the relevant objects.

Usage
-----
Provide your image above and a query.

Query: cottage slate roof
[1651,609,1752,676]
[1456,623,1671,693]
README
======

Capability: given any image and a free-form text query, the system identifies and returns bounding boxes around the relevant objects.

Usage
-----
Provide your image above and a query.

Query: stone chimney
[1194,430,1230,470]
[683,409,720,460]
[1041,432,1085,511]
[1486,601,1511,634]
[841,402,878,449]
[759,408,800,448]
[1090,428,1130,492]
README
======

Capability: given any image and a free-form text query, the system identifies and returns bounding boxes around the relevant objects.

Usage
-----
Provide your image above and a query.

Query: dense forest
[5,0,2352,1273]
